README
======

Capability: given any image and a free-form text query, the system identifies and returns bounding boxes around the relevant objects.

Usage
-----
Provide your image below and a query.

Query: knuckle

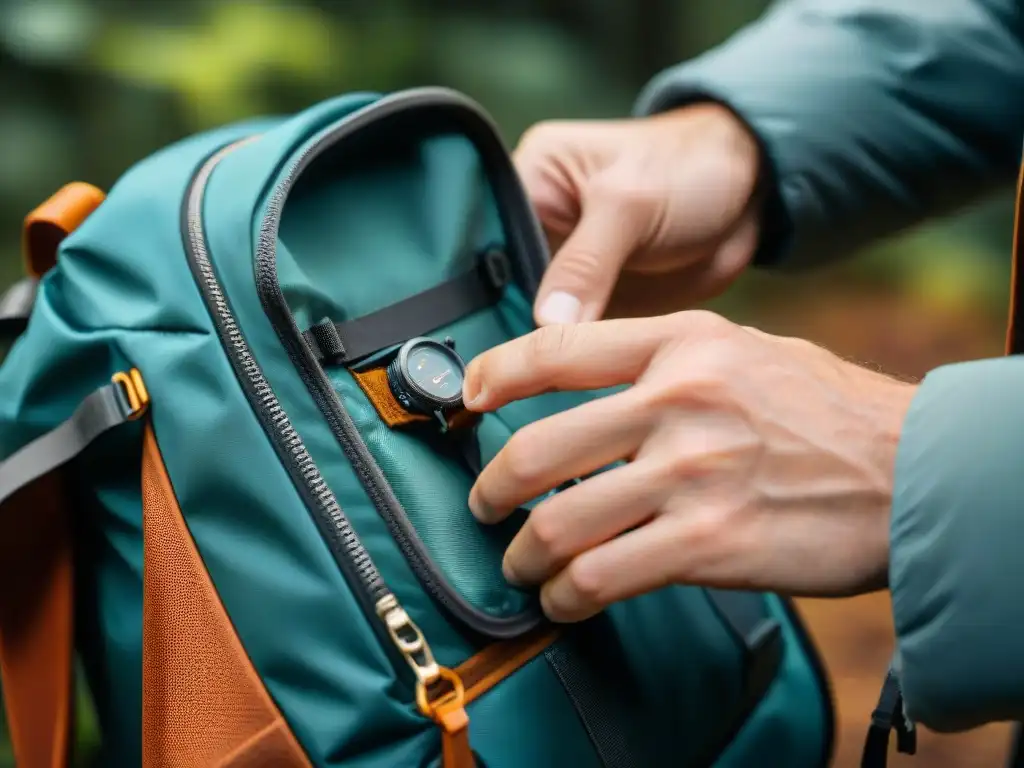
[500,429,542,486]
[530,323,577,364]
[551,248,605,284]
[529,507,567,561]
[564,559,607,606]
[667,516,729,580]
[668,309,733,338]
[517,121,567,154]
[589,174,657,214]
[641,362,727,413]
[659,448,713,485]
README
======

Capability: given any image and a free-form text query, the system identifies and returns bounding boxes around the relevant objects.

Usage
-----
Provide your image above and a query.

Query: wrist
[654,101,761,198]
[873,378,919,496]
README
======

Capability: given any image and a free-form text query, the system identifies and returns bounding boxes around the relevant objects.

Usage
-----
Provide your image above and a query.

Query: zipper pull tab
[376,594,477,767]
[376,594,440,686]
[861,664,917,768]
[417,667,476,768]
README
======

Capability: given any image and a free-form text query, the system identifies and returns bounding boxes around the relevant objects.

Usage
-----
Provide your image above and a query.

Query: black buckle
[861,666,917,767]
[480,248,511,292]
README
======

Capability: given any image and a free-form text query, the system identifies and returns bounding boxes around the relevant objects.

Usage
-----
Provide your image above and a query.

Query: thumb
[533,188,647,326]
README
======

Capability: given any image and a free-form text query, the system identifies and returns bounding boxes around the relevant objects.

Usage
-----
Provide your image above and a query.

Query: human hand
[513,104,763,326]
[462,312,918,623]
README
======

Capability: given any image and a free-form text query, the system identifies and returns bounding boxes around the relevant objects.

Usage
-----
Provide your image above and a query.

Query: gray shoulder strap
[0,371,148,506]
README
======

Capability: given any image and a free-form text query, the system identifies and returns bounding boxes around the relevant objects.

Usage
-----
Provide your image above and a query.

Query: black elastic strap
[0,378,144,506]
[705,589,783,716]
[303,248,511,366]
[861,662,917,768]
[0,278,38,338]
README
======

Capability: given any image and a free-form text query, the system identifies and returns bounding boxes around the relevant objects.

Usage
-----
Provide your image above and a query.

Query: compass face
[405,342,464,402]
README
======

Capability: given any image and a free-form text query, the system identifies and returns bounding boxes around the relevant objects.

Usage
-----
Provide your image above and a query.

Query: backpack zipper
[181,138,443,693]
[253,88,548,640]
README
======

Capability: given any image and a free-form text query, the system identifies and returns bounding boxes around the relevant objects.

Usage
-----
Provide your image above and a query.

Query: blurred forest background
[0,0,1017,765]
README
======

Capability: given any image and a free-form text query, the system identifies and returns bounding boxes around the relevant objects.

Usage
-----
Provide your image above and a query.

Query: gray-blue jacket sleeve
[888,358,1024,732]
[635,0,1024,733]
[634,0,1024,269]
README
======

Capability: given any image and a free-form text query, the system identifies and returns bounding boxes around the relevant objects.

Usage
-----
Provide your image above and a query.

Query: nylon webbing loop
[303,248,511,366]
[0,369,149,507]
[0,278,38,338]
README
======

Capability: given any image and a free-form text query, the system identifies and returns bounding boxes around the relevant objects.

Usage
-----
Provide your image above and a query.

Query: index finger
[462,314,681,412]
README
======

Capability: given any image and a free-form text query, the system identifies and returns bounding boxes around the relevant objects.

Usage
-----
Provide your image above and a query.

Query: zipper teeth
[251,92,545,640]
[185,142,386,600]
[255,117,465,609]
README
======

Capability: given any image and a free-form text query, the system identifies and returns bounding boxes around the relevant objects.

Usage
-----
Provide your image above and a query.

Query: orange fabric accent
[351,367,430,427]
[1007,158,1024,355]
[432,624,561,706]
[0,474,74,768]
[459,625,560,705]
[22,182,106,278]
[141,426,310,768]
[351,366,479,432]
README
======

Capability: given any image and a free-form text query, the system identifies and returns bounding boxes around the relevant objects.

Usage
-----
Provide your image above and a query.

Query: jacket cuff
[890,357,1024,732]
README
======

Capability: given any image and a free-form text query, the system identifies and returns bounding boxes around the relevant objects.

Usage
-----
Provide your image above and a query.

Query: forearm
[635,0,1024,268]
[891,356,1024,731]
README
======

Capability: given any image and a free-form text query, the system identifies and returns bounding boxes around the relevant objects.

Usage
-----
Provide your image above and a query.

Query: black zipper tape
[252,89,547,640]
[179,139,410,687]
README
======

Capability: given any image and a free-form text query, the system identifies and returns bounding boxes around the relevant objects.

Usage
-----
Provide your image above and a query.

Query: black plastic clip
[480,248,511,292]
[861,665,917,768]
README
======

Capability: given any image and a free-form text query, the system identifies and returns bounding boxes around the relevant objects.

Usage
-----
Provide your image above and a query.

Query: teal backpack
[0,87,836,768]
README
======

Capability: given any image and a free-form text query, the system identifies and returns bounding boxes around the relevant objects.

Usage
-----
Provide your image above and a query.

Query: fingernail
[536,291,581,325]
[503,557,522,586]
[462,365,485,408]
[468,488,493,523]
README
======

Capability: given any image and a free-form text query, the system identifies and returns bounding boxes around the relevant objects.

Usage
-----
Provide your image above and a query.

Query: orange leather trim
[0,472,73,768]
[419,625,560,767]
[461,625,560,705]
[1007,157,1024,355]
[351,367,480,432]
[22,182,105,278]
[351,367,430,427]
[141,426,310,768]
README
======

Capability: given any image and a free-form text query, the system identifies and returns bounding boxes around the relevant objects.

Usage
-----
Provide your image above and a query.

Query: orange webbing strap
[22,182,106,279]
[0,371,148,768]
[1007,154,1024,355]
[350,367,481,432]
[0,473,74,768]
[351,367,431,428]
